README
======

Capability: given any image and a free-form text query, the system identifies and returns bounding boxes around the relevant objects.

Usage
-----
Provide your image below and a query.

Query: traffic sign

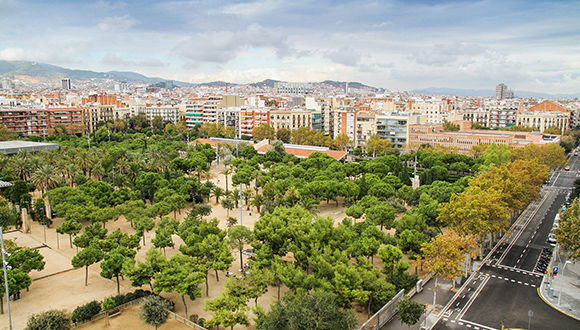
[553,266,559,275]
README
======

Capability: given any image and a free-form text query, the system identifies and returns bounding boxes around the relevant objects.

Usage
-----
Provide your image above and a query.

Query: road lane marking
[456,275,490,320]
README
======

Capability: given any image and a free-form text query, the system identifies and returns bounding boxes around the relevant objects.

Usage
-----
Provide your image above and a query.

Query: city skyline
[1,0,579,94]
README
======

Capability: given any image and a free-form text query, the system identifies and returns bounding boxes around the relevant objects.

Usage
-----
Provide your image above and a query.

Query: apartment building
[408,121,558,154]
[273,82,313,96]
[216,108,240,135]
[83,104,114,133]
[461,107,489,127]
[375,113,423,149]
[0,106,82,136]
[334,109,356,142]
[240,108,270,137]
[355,112,375,147]
[144,105,180,124]
[488,105,517,129]
[269,109,312,131]
[411,101,442,124]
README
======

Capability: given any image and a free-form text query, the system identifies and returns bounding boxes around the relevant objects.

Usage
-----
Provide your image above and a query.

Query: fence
[358,289,405,330]
[169,311,208,330]
[72,297,206,330]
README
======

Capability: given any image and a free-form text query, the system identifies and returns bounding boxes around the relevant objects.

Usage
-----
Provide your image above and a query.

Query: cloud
[97,15,138,31]
[0,46,72,64]
[102,53,133,66]
[0,0,19,17]
[90,0,127,10]
[137,57,167,67]
[221,0,283,17]
[325,46,361,67]
[410,42,487,66]
[174,23,295,64]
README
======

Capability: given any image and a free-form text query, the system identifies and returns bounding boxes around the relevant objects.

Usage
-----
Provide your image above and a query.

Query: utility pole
[239,183,243,226]
[1,227,13,329]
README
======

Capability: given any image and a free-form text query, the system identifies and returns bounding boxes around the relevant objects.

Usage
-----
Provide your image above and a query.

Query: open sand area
[0,161,425,330]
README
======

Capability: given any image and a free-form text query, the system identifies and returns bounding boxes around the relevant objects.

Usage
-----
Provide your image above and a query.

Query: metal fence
[169,311,208,330]
[72,297,206,330]
[358,289,405,330]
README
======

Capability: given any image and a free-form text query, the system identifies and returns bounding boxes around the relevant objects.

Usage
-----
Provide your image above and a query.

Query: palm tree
[250,193,264,213]
[284,186,301,207]
[298,198,320,217]
[93,163,106,181]
[243,189,254,210]
[31,164,61,193]
[211,186,225,204]
[220,167,234,193]
[65,163,80,186]
[11,158,29,181]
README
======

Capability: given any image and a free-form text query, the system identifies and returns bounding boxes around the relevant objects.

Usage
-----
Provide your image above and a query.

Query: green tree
[102,297,116,326]
[25,309,71,330]
[8,248,45,273]
[378,244,403,281]
[252,124,276,141]
[396,298,425,328]
[228,225,253,272]
[72,243,105,286]
[152,116,164,130]
[221,198,235,217]
[204,289,250,330]
[554,198,580,261]
[134,215,156,245]
[153,253,205,316]
[262,290,357,330]
[101,247,135,294]
[365,203,396,231]
[57,220,83,248]
[276,128,291,143]
[0,268,32,314]
[139,295,172,330]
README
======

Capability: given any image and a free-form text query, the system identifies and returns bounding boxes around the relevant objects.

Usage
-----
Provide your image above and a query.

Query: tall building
[273,82,313,96]
[61,78,71,90]
[1,78,14,90]
[495,83,513,100]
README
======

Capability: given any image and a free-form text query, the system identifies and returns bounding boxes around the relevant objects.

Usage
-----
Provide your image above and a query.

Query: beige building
[269,109,312,131]
[408,121,558,154]
[82,104,114,133]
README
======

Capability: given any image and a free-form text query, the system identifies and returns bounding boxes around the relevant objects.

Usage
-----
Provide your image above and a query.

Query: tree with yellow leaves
[437,186,510,252]
[421,230,477,306]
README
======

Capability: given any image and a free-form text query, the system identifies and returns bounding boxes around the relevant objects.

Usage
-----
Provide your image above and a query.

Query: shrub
[26,309,71,330]
[71,301,101,323]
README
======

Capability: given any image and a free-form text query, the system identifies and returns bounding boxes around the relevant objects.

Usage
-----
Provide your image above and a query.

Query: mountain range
[0,60,576,99]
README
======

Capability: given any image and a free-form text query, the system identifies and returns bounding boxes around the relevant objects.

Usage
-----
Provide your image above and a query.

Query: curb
[537,287,580,322]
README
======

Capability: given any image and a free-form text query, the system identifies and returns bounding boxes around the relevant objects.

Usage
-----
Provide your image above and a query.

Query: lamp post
[558,260,573,306]
[239,183,243,226]
[25,201,31,234]
[40,207,46,243]
[1,226,13,329]
[528,310,533,330]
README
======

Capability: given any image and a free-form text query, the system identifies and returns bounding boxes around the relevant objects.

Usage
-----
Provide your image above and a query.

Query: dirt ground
[0,161,427,330]
[77,305,192,330]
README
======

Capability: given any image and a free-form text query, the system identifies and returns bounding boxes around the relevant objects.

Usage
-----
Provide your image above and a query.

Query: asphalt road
[430,155,580,330]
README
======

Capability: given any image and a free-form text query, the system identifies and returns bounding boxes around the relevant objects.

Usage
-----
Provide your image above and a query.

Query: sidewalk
[539,255,580,321]
[380,275,456,330]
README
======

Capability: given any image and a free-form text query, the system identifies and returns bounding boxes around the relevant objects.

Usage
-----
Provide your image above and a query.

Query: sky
[1,0,579,94]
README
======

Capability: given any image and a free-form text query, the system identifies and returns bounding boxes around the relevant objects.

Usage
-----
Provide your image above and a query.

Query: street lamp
[25,201,31,234]
[1,226,13,329]
[558,260,573,306]
[528,310,533,330]
[40,207,46,243]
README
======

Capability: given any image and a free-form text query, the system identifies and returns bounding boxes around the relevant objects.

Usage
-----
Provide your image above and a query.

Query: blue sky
[1,0,579,94]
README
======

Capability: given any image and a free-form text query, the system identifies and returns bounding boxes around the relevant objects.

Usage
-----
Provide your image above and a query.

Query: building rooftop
[0,141,59,155]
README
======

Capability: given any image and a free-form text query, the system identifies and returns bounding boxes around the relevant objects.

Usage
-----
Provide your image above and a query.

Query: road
[430,155,580,330]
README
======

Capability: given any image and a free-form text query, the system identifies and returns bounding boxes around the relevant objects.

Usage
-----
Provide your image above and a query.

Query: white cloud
[221,0,283,16]
[174,23,295,65]
[97,15,138,31]
[138,57,167,67]
[325,46,361,67]
[102,53,133,66]
[0,46,72,64]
